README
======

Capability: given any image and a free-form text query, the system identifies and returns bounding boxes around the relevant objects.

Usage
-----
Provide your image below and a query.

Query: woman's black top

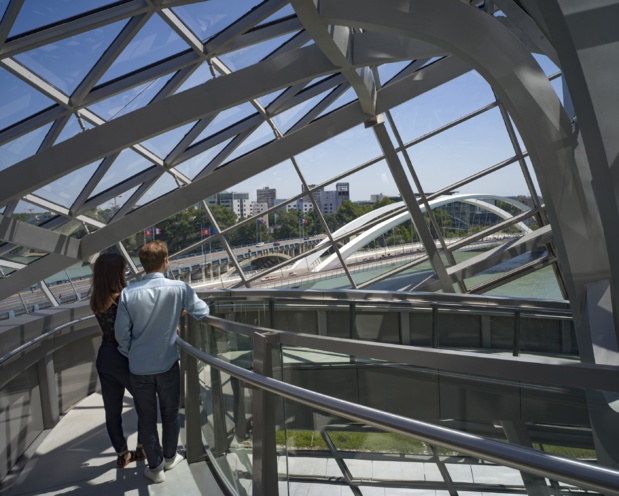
[95,297,120,345]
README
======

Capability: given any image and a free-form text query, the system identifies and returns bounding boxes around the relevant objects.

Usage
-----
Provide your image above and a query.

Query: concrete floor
[4,391,224,496]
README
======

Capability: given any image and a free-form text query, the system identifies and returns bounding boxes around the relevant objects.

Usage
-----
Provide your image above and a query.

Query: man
[115,240,209,483]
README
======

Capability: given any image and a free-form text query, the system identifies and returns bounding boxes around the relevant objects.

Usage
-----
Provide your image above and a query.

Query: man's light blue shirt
[115,272,209,375]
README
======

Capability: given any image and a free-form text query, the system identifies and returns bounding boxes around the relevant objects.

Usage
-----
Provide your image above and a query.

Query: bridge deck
[4,391,223,496]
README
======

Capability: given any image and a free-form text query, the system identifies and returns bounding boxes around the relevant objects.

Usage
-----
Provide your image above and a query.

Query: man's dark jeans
[130,362,180,469]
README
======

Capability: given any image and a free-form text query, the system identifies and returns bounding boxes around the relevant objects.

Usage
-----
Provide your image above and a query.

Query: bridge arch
[293,194,531,272]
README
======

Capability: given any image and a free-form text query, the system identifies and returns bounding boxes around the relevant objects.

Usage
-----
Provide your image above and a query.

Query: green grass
[276,430,597,460]
[276,430,457,455]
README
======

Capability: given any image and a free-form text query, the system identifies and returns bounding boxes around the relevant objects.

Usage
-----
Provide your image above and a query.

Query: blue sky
[1,1,564,212]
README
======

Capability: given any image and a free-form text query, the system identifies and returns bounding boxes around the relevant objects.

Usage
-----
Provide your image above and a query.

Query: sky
[1,1,564,213]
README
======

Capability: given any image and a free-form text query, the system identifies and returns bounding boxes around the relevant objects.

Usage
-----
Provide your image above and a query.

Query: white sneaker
[144,461,166,483]
[164,452,185,471]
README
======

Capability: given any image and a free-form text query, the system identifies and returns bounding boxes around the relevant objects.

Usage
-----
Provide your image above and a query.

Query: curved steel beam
[291,0,376,117]
[296,194,531,272]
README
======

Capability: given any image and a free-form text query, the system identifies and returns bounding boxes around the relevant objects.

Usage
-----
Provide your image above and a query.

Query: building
[2,2,619,495]
[256,187,276,208]
[298,182,350,215]
[206,191,250,218]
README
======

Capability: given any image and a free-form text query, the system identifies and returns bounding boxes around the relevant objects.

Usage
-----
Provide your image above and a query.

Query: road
[0,237,324,317]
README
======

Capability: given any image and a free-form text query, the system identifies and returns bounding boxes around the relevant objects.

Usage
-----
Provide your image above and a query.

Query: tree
[372,197,394,209]
[274,209,302,239]
[335,200,371,228]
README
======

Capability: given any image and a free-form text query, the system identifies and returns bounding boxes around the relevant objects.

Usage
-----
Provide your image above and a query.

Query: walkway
[3,392,224,496]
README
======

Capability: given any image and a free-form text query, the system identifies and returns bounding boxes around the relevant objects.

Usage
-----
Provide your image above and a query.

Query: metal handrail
[200,314,619,393]
[0,315,97,368]
[199,289,572,318]
[177,334,619,496]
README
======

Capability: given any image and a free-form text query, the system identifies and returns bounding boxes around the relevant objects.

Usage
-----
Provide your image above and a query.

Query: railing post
[36,353,59,429]
[349,302,357,340]
[252,331,279,496]
[513,310,521,356]
[183,317,205,463]
[269,297,275,329]
[431,304,439,348]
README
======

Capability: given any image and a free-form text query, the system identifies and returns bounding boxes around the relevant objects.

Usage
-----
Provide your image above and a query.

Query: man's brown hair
[139,240,168,273]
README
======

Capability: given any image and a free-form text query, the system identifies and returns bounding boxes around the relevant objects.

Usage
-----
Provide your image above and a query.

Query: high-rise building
[256,187,276,208]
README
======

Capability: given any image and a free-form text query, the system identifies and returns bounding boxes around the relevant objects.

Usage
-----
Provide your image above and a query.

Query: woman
[90,253,145,468]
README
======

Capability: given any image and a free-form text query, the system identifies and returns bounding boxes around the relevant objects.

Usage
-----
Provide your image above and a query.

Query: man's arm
[183,284,210,320]
[114,293,133,357]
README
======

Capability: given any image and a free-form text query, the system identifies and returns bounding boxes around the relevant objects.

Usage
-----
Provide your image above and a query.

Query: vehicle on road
[255,242,264,247]
[274,242,280,246]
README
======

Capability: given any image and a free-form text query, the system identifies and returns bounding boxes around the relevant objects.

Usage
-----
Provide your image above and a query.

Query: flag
[303,219,309,224]
[155,228,162,235]
[257,219,265,224]
[144,229,152,236]
[201,227,209,236]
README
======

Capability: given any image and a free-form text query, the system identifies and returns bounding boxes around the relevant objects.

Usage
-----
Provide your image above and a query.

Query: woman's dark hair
[89,253,126,314]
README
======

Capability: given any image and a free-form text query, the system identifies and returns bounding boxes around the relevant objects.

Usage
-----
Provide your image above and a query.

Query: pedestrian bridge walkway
[4,290,619,496]
[3,391,223,496]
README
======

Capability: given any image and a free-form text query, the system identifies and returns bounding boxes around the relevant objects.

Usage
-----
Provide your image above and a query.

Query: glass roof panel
[191,102,256,144]
[273,88,331,134]
[295,124,383,186]
[2,245,44,266]
[97,15,190,85]
[389,70,496,144]
[222,121,274,164]
[88,184,140,217]
[88,73,174,120]
[172,0,262,43]
[550,76,564,105]
[484,262,564,300]
[257,88,286,108]
[174,62,216,95]
[175,138,234,179]
[32,160,101,208]
[90,149,154,197]
[230,158,299,206]
[14,21,127,95]
[140,121,196,159]
[407,107,515,194]
[13,200,55,225]
[533,53,561,78]
[0,68,55,131]
[314,86,357,119]
[524,157,541,197]
[376,61,413,87]
[0,1,8,20]
[52,220,93,239]
[219,32,298,71]
[134,173,178,207]
[0,123,52,172]
[55,115,95,145]
[508,114,526,153]
[257,4,295,25]
[9,0,118,37]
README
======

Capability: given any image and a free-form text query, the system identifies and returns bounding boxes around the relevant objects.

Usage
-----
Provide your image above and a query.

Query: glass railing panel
[277,399,610,495]
[275,399,586,495]
[193,320,255,495]
[207,295,576,358]
[0,365,45,482]
[197,356,255,494]
[275,341,609,468]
